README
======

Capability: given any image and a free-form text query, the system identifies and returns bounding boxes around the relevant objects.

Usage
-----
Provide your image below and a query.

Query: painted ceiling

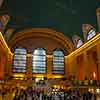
[1,0,100,40]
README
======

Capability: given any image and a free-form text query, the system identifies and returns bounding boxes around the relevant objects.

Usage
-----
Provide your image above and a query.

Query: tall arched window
[53,49,64,74]
[32,48,46,73]
[13,48,27,73]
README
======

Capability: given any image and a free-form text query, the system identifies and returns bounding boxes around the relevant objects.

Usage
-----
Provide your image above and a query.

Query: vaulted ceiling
[1,0,100,40]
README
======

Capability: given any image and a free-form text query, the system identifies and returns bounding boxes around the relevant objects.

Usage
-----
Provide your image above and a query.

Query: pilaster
[83,52,90,80]
[96,45,100,81]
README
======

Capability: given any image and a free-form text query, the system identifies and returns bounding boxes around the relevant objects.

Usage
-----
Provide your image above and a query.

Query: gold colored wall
[0,32,12,80]
[1,28,100,82]
[66,33,100,81]
[7,28,74,80]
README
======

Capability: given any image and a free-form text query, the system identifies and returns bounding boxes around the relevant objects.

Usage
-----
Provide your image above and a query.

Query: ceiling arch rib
[8,28,74,55]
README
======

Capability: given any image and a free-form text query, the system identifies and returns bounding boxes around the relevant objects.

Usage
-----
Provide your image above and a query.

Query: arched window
[32,48,46,73]
[87,29,96,40]
[72,35,83,48]
[53,49,64,74]
[13,48,27,73]
[76,39,83,48]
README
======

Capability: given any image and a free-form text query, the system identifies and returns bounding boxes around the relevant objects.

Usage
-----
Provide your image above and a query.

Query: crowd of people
[64,89,96,100]
[0,85,99,100]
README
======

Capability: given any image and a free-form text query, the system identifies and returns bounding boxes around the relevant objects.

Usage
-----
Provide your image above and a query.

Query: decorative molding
[8,28,74,54]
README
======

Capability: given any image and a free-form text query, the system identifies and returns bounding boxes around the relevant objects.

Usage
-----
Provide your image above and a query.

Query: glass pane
[53,51,64,56]
[14,48,26,54]
[32,61,45,65]
[14,60,26,64]
[14,55,26,60]
[33,55,46,61]
[13,66,26,69]
[53,68,64,70]
[14,63,26,67]
[32,64,45,67]
[53,65,64,68]
[13,69,26,73]
[87,29,96,40]
[33,67,45,70]
[33,48,46,55]
[53,56,64,60]
[76,39,83,48]
[54,60,64,63]
[33,68,45,73]
[14,61,26,65]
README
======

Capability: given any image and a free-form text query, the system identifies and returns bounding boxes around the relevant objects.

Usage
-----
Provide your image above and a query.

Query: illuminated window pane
[32,48,46,73]
[87,29,96,40]
[54,57,64,60]
[33,48,46,55]
[53,63,64,67]
[32,62,46,67]
[76,39,83,48]
[14,48,26,54]
[14,55,26,60]
[53,49,64,74]
[13,48,27,73]
[32,55,46,61]
[53,51,64,56]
